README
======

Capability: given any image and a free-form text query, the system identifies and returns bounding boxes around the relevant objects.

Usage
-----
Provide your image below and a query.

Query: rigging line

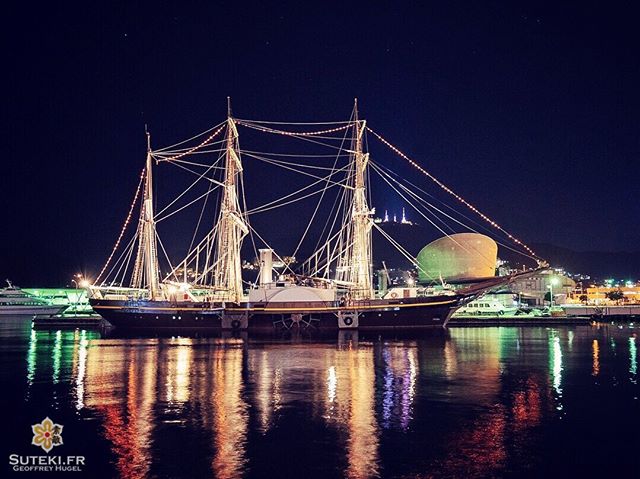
[165,224,219,281]
[240,150,351,158]
[156,187,220,223]
[371,221,435,281]
[370,161,494,265]
[188,169,214,254]
[311,174,348,256]
[372,159,509,238]
[166,155,226,181]
[234,118,352,125]
[371,163,473,244]
[371,161,537,261]
[237,122,350,152]
[153,140,228,156]
[310,130,354,259]
[154,157,223,218]
[112,242,133,288]
[371,161,495,265]
[153,120,227,152]
[247,181,347,216]
[156,231,177,282]
[120,231,138,287]
[246,223,298,277]
[96,168,145,284]
[371,158,539,261]
[109,227,137,288]
[237,151,259,273]
[242,180,260,276]
[155,123,226,161]
[242,152,350,171]
[308,238,353,279]
[248,135,353,141]
[101,230,139,287]
[367,126,543,262]
[156,158,225,169]
[245,167,352,215]
[153,149,227,160]
[245,152,353,188]
[236,120,351,137]
[303,223,350,276]
[301,223,347,268]
[292,111,353,260]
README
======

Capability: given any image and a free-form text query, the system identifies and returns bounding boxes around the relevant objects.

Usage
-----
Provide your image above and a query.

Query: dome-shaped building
[416,233,497,282]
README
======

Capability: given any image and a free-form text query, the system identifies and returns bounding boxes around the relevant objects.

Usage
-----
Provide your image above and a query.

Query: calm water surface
[2,319,639,478]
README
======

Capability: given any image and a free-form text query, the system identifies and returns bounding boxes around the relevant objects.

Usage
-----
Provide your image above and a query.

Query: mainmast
[132,130,162,298]
[346,99,373,299]
[212,99,249,302]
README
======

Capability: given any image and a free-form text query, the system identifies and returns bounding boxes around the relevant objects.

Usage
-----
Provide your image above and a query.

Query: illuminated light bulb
[236,121,351,137]
[367,126,539,260]
[162,124,227,162]
[95,169,146,283]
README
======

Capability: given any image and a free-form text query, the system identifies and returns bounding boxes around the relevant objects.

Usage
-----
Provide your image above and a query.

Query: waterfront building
[510,271,575,306]
[570,285,640,304]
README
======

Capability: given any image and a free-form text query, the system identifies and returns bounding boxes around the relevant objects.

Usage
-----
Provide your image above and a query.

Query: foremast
[211,103,249,303]
[341,100,374,299]
[131,130,162,299]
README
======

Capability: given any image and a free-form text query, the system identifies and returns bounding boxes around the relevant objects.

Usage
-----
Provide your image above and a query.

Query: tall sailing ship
[88,100,543,330]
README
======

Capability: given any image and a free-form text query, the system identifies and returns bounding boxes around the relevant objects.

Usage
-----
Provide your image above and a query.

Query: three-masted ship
[88,100,542,331]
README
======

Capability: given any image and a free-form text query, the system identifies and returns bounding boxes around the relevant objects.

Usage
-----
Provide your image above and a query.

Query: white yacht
[453,292,519,317]
[0,280,65,316]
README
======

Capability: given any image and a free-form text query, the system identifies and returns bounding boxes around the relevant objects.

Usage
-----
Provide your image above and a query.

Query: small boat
[453,293,520,317]
[0,280,66,316]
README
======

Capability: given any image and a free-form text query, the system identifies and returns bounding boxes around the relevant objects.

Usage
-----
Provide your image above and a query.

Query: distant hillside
[529,243,640,279]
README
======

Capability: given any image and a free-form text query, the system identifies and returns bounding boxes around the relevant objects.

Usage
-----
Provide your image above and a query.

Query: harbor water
[2,318,639,477]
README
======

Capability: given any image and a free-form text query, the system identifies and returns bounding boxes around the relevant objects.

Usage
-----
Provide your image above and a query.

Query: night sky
[3,1,639,285]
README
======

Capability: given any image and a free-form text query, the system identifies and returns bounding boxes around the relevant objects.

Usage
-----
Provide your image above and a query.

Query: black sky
[3,0,639,285]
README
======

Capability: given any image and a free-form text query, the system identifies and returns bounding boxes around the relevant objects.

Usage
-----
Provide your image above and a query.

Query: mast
[212,99,249,302]
[347,99,373,299]
[132,130,161,298]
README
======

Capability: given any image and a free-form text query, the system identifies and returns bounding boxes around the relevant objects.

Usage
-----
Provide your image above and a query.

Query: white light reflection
[52,330,62,384]
[164,338,192,404]
[550,334,563,410]
[26,328,37,389]
[327,366,337,404]
[75,330,88,410]
[630,336,637,383]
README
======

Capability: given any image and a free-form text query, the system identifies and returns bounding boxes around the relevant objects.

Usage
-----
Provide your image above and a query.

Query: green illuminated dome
[417,233,497,282]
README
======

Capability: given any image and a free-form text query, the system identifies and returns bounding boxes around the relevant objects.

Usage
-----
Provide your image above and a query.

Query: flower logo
[31,417,63,453]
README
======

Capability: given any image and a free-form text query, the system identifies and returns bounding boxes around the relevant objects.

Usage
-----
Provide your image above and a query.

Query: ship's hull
[0,305,65,316]
[90,295,465,331]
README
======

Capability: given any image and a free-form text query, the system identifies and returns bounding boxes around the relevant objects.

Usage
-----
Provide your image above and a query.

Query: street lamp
[548,277,559,307]
[71,273,83,289]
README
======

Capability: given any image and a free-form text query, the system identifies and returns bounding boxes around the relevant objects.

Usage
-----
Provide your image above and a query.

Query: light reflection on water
[630,336,637,381]
[3,320,640,478]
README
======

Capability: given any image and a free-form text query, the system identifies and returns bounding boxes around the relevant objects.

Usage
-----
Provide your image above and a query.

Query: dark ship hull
[90,294,469,331]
